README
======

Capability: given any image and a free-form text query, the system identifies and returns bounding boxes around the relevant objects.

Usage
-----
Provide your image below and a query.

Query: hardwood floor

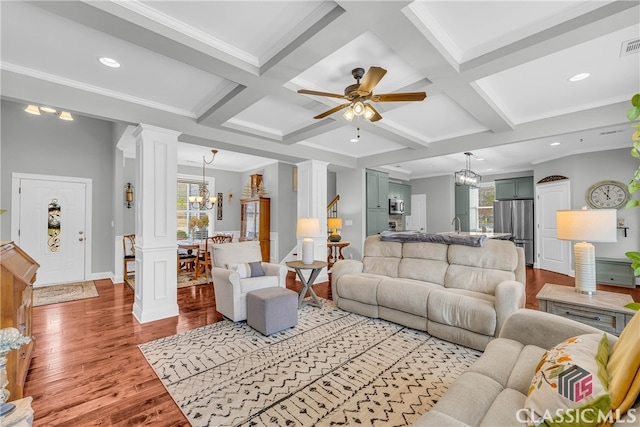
[22,269,638,426]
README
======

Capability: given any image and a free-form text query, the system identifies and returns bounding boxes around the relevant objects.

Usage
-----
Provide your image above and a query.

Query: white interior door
[406,194,427,231]
[536,180,571,274]
[18,178,87,286]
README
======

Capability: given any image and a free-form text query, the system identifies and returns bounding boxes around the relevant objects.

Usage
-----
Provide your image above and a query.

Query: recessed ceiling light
[476,158,484,161]
[350,137,359,142]
[99,57,121,68]
[550,142,561,146]
[486,168,493,171]
[569,72,590,82]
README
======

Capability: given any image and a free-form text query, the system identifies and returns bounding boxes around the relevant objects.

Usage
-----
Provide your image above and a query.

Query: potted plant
[623,93,640,310]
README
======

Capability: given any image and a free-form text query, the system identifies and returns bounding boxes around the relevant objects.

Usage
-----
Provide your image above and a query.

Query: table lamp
[297,218,321,264]
[327,217,343,242]
[556,207,617,295]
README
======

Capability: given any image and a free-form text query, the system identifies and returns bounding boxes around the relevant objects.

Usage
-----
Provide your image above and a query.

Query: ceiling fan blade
[356,66,387,96]
[313,103,351,119]
[367,104,383,122]
[298,89,346,99]
[373,92,427,102]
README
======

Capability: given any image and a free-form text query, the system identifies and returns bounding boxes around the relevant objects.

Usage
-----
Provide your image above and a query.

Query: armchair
[210,240,286,322]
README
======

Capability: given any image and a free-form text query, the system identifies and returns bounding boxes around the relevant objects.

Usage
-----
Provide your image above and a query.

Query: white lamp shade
[296,218,321,237]
[556,209,617,242]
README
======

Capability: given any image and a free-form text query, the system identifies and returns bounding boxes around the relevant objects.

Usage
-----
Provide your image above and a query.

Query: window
[177,177,214,240]
[477,182,495,232]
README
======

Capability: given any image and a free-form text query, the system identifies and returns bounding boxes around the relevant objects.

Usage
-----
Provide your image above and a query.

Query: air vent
[621,38,640,57]
[600,130,623,136]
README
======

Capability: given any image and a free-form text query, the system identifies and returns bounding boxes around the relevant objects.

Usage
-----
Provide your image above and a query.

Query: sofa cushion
[428,289,497,336]
[429,371,504,426]
[507,345,548,396]
[377,278,438,317]
[468,337,524,388]
[240,275,280,294]
[362,236,402,277]
[397,242,448,284]
[480,388,528,426]
[398,258,448,285]
[445,240,518,294]
[336,273,382,305]
[363,257,400,277]
[211,240,262,267]
[525,333,610,427]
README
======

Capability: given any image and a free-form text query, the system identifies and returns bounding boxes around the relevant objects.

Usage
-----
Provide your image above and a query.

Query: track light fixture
[24,104,73,121]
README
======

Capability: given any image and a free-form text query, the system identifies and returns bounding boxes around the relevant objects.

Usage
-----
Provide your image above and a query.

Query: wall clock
[585,180,629,209]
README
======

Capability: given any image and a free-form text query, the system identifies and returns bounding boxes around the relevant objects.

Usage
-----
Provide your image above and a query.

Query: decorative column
[296,160,328,284]
[132,124,180,323]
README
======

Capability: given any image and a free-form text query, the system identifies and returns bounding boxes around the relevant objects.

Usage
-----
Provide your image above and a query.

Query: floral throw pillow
[525,333,611,427]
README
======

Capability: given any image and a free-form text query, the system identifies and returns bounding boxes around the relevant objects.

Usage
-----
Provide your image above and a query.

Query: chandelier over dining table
[189,149,218,210]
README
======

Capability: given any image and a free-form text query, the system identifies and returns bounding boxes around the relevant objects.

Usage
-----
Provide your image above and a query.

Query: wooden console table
[536,283,636,335]
[327,241,349,270]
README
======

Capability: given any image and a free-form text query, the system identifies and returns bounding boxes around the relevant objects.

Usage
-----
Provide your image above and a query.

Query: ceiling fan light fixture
[342,106,355,121]
[352,100,365,116]
[363,103,375,120]
[40,106,57,114]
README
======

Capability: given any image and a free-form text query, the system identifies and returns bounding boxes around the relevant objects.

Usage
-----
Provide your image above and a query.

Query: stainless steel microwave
[389,199,405,214]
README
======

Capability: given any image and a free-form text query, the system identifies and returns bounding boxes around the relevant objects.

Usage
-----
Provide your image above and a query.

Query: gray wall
[409,175,455,233]
[1,100,116,274]
[534,148,639,259]
[336,168,365,260]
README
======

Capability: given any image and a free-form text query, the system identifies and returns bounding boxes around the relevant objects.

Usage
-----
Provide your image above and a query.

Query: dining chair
[122,234,136,280]
[195,234,233,282]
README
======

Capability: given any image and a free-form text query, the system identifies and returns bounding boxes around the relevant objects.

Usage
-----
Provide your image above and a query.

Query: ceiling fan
[297,66,426,123]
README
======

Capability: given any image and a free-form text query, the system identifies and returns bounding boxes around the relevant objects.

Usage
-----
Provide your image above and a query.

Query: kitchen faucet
[451,217,461,234]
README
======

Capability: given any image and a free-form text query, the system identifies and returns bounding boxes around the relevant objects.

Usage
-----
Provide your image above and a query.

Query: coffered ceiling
[1,1,638,179]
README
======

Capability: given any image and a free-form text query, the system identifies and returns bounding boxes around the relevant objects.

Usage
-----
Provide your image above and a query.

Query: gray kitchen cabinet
[454,185,471,232]
[366,170,389,235]
[495,177,534,200]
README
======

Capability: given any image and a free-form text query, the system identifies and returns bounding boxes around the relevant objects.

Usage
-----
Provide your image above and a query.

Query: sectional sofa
[331,234,526,350]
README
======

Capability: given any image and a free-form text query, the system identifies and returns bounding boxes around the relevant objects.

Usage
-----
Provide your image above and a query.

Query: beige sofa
[331,235,526,350]
[415,309,640,426]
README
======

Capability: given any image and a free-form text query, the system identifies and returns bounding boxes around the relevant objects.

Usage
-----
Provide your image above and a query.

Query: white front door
[17,177,87,286]
[536,180,571,274]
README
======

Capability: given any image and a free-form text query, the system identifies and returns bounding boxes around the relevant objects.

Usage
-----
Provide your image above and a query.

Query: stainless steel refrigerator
[493,199,535,265]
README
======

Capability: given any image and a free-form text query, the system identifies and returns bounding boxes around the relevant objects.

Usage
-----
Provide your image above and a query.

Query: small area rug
[139,301,481,426]
[33,280,99,307]
[125,271,209,290]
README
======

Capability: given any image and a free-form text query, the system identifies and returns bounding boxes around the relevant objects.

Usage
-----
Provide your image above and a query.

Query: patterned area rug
[125,271,209,290]
[139,301,481,426]
[33,280,99,307]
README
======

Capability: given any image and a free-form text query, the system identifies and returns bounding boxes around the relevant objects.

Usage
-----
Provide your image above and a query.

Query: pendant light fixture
[455,152,481,188]
[189,150,218,210]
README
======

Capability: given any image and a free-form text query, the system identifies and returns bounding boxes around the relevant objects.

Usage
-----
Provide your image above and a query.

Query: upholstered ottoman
[246,287,298,335]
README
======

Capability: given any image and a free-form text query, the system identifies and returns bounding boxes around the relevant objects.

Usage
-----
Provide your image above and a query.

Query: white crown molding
[111,0,259,67]
[1,62,196,118]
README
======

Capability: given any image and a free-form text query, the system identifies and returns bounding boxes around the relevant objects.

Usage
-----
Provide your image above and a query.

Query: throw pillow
[607,310,640,417]
[248,261,265,277]
[525,333,610,427]
[226,262,251,279]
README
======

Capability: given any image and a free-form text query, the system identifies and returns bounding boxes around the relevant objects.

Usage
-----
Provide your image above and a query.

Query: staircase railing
[327,195,339,218]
